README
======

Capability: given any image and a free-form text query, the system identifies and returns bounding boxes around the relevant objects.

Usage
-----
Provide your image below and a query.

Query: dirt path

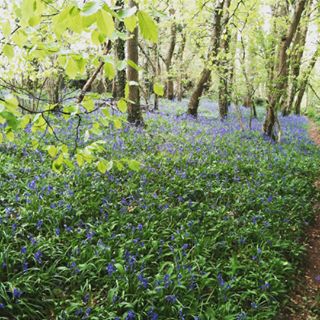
[277,121,320,320]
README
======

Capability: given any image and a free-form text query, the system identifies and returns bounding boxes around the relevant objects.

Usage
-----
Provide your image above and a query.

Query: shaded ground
[278,121,320,320]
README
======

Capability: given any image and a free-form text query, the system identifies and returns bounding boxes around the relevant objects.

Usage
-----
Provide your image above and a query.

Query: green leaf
[117,99,127,113]
[114,263,125,274]
[3,44,14,59]
[6,131,14,142]
[114,119,122,129]
[137,11,158,43]
[82,98,95,112]
[0,132,2,144]
[97,159,113,174]
[127,59,142,71]
[124,15,137,33]
[1,21,11,37]
[153,83,164,96]
[0,112,19,129]
[65,57,79,79]
[96,10,115,37]
[47,145,58,158]
[82,1,102,16]
[128,160,140,171]
[104,62,116,80]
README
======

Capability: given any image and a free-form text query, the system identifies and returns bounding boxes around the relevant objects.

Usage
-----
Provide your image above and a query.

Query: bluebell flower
[75,308,83,316]
[55,228,60,236]
[21,246,27,254]
[147,308,158,320]
[84,307,91,317]
[13,288,22,299]
[126,310,135,320]
[83,293,90,304]
[260,282,270,290]
[217,273,225,287]
[36,220,43,230]
[34,250,42,264]
[107,263,115,276]
[165,295,177,304]
[22,261,28,272]
[28,180,36,190]
[164,274,172,288]
[179,309,185,320]
[0,303,5,309]
[137,273,148,289]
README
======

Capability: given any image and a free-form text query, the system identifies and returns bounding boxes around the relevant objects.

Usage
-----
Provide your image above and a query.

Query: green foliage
[137,11,158,43]
[0,103,319,319]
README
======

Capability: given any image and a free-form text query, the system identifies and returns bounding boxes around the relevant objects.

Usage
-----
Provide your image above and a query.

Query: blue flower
[217,273,225,287]
[21,246,27,254]
[34,250,42,264]
[36,220,43,230]
[137,273,148,289]
[165,295,177,304]
[0,303,5,309]
[107,263,116,276]
[126,310,135,320]
[28,180,36,190]
[22,261,28,272]
[147,308,158,320]
[236,311,247,320]
[13,288,22,299]
[82,293,90,304]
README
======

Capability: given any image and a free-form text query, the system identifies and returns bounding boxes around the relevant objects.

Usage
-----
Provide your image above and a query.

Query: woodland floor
[278,121,320,320]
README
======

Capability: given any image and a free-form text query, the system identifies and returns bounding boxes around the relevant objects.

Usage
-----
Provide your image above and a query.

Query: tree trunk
[218,0,232,120]
[177,32,186,101]
[187,0,225,117]
[263,105,277,138]
[282,2,311,116]
[294,47,319,114]
[263,0,308,138]
[187,68,211,116]
[165,19,177,101]
[127,0,143,126]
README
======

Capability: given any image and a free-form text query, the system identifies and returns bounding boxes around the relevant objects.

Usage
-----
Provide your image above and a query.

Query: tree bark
[187,0,225,117]
[218,0,232,120]
[127,0,143,125]
[165,18,177,101]
[113,1,126,100]
[177,31,186,101]
[282,2,311,115]
[263,0,308,138]
[294,47,319,115]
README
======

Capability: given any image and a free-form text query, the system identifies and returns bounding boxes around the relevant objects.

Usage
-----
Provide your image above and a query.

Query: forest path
[278,121,320,320]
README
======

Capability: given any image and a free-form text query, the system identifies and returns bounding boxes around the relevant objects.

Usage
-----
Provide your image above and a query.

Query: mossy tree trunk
[127,0,143,126]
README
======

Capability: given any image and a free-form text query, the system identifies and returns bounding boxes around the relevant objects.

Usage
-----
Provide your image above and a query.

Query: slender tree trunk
[294,47,319,114]
[127,0,143,125]
[177,31,186,101]
[218,0,232,120]
[187,0,225,117]
[187,68,211,116]
[263,0,308,138]
[165,18,177,101]
[283,2,311,115]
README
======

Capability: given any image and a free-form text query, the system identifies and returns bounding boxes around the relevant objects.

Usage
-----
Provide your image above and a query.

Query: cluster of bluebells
[0,99,319,319]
